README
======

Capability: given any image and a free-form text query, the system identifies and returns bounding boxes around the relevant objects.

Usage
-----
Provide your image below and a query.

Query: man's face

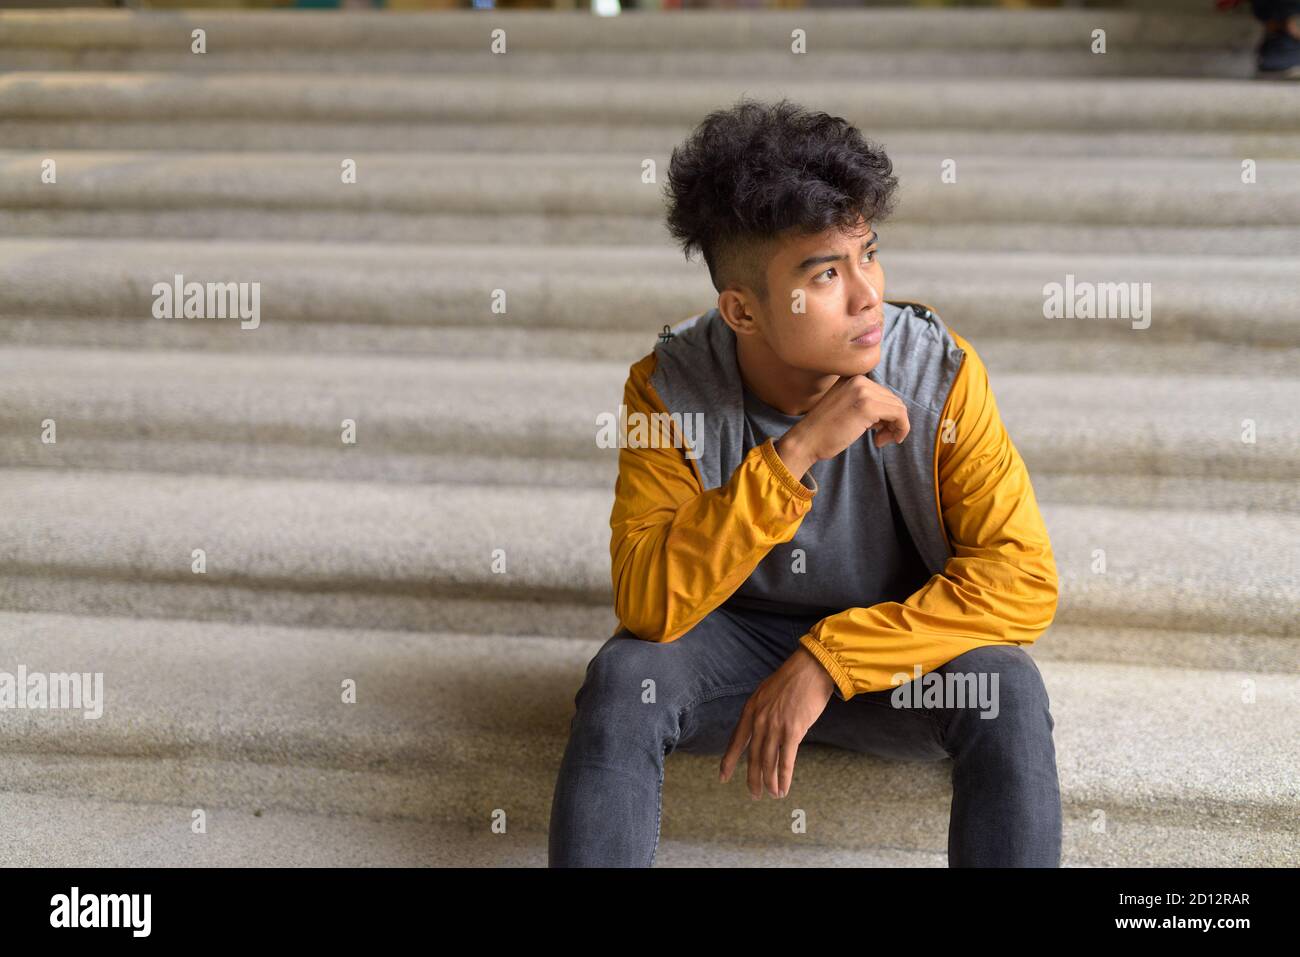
[755,218,885,377]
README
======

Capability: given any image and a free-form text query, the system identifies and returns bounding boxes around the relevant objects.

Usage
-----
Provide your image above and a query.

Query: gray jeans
[547,600,1062,867]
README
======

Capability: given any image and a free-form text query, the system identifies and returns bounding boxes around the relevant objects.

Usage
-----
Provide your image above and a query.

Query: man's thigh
[672,651,949,762]
[797,644,1048,763]
[584,602,805,748]
[768,610,951,763]
[670,607,946,762]
[802,686,950,762]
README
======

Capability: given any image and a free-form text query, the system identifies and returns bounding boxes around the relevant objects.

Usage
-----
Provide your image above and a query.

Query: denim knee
[934,645,1055,739]
[572,633,687,746]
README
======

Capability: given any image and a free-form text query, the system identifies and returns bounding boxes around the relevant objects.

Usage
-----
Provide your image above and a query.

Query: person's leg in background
[547,603,803,868]
[1251,0,1300,78]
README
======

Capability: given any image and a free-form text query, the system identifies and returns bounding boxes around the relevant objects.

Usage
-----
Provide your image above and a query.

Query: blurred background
[0,0,1296,868]
[0,1,1222,10]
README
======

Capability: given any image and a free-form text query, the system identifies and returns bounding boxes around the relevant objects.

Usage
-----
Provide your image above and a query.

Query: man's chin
[807,349,879,378]
[845,347,881,376]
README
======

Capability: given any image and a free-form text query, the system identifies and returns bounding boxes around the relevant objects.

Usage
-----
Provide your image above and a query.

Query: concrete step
[2,314,1299,383]
[10,102,1300,158]
[8,118,1297,159]
[1,151,1294,254]
[2,611,1294,866]
[0,9,1258,56]
[0,6,1262,83]
[0,46,1261,82]
[0,73,1292,138]
[1,347,1295,504]
[0,790,950,867]
[0,469,1294,643]
[1,241,1295,347]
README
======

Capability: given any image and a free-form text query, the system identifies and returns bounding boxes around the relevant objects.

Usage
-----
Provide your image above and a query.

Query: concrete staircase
[0,8,1296,867]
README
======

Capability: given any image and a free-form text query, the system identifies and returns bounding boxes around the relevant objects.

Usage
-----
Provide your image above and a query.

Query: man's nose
[853,273,882,311]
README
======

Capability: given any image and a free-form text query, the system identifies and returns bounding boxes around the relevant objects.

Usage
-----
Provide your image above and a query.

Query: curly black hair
[663,96,899,302]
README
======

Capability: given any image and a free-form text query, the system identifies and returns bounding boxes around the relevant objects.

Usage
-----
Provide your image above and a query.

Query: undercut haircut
[663,96,899,303]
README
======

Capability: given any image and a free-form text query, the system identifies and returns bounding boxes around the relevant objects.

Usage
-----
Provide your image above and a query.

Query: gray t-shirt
[723,379,932,620]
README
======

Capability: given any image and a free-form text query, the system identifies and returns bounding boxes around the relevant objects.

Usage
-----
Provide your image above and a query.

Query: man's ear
[717,291,759,337]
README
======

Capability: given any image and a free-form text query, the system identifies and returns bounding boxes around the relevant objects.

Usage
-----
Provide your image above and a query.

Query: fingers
[856,381,910,445]
[777,733,799,798]
[875,400,910,445]
[760,724,781,799]
[722,700,798,799]
[746,722,763,799]
[874,421,907,447]
[870,411,909,447]
[883,398,910,443]
[719,702,754,784]
[744,717,787,800]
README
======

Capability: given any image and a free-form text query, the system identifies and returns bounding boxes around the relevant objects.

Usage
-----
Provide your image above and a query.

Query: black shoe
[1256,28,1300,79]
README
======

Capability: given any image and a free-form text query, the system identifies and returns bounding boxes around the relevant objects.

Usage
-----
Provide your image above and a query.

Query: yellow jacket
[608,302,1059,701]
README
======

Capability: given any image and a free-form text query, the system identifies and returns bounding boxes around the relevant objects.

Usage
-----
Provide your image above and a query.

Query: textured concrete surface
[0,241,1296,345]
[0,469,1295,637]
[0,48,1263,81]
[2,612,1296,865]
[4,74,1295,134]
[0,790,953,868]
[6,120,1298,158]
[0,348,1295,492]
[0,10,1262,53]
[1,152,1294,239]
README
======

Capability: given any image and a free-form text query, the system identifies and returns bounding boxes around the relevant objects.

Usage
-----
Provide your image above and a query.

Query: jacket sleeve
[797,330,1060,701]
[610,352,820,643]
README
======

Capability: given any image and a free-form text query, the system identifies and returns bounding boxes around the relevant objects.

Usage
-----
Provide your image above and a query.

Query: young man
[548,98,1062,868]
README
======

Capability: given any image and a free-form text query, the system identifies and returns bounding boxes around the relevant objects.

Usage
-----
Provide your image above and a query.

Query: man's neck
[734,332,838,417]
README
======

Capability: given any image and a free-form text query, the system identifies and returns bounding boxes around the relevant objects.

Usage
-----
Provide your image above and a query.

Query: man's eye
[815,250,878,282]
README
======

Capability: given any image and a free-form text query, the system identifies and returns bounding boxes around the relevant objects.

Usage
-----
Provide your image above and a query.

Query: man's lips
[851,322,883,346]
